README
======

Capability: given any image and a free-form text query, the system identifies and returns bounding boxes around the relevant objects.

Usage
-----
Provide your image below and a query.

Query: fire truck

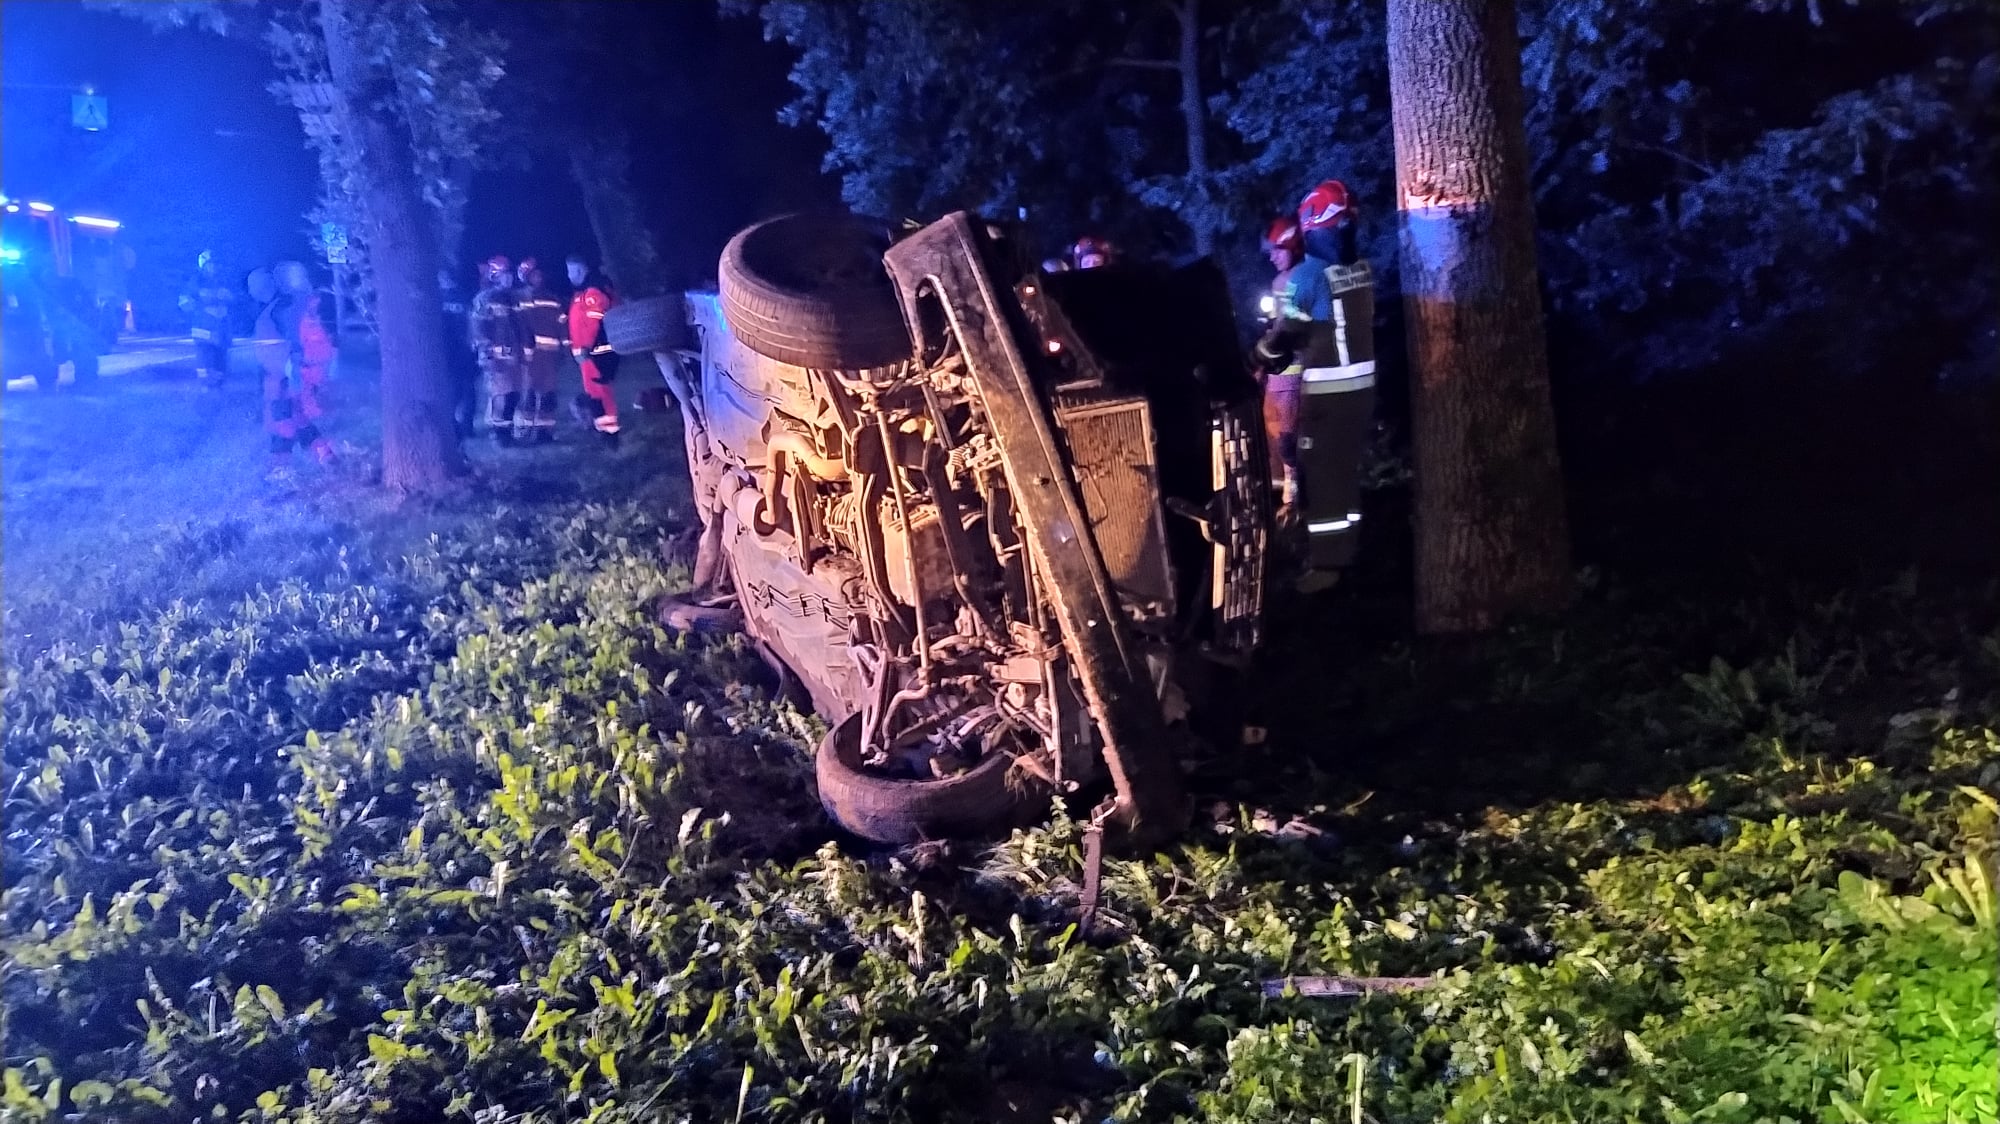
[1,194,132,388]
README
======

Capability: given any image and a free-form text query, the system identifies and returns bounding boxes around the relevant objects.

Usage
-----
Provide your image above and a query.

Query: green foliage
[740,0,1240,262]
[261,0,507,309]
[5,441,1997,1121]
[744,0,1997,382]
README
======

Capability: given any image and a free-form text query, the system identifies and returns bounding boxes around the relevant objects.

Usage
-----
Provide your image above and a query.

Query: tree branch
[1107,57,1182,71]
[1620,139,1718,178]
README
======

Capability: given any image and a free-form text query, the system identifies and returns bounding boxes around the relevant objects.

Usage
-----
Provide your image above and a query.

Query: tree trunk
[569,134,671,297]
[321,0,465,492]
[1387,0,1572,633]
[1173,0,1214,258]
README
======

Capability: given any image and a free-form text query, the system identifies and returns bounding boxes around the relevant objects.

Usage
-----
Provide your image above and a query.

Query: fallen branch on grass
[1261,975,1438,999]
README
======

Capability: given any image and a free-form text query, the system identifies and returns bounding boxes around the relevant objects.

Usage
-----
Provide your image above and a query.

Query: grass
[1,350,1995,1123]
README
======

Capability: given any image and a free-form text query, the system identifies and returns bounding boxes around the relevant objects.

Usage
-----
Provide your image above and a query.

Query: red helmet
[482,254,512,283]
[1298,180,1354,231]
[1072,235,1113,268]
[1263,216,1303,257]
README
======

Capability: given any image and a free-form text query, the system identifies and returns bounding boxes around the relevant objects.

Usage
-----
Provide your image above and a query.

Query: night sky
[1,0,834,309]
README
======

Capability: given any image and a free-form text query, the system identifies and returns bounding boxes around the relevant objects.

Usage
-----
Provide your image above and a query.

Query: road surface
[2,333,221,391]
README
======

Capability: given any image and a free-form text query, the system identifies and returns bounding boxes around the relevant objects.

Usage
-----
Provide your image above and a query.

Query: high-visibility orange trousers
[579,357,619,435]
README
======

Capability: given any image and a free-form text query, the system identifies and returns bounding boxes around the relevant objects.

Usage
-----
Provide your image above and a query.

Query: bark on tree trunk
[1387,0,1572,633]
[569,135,670,297]
[1174,0,1215,258]
[321,0,465,492]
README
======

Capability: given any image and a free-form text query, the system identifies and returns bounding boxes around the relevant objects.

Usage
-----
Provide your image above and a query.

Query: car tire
[717,213,910,370]
[603,294,690,356]
[815,712,1036,844]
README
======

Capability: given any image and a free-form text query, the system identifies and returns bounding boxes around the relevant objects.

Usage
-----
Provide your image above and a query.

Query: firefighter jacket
[1256,226,1374,384]
[469,283,524,360]
[1278,254,1374,381]
[514,283,566,357]
[180,270,233,339]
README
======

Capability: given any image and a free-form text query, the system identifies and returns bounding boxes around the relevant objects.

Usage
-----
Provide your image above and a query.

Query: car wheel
[603,294,690,356]
[815,712,1038,844]
[717,213,911,370]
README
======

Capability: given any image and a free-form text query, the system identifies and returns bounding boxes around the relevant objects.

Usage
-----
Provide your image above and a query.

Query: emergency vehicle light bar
[70,215,120,229]
[27,202,56,213]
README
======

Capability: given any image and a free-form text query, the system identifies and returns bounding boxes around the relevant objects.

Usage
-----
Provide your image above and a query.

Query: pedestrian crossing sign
[72,93,109,132]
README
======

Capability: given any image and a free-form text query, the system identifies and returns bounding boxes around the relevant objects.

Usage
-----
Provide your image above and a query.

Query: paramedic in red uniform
[565,254,621,448]
[256,261,336,474]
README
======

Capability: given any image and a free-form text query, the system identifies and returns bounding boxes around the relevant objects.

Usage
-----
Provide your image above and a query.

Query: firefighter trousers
[482,354,527,437]
[193,322,232,382]
[515,349,561,441]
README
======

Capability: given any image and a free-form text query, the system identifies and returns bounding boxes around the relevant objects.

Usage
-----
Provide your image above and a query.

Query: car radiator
[1050,389,1176,627]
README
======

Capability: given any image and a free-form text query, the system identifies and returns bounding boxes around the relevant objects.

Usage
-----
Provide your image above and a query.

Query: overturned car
[604,212,1370,845]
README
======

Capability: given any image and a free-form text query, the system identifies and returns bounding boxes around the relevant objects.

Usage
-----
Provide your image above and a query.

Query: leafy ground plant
[3,359,1996,1122]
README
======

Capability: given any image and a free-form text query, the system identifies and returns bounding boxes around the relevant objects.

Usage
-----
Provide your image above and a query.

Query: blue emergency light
[0,246,23,265]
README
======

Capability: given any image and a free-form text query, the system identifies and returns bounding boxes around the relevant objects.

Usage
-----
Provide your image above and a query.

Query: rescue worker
[179,251,233,388]
[1256,215,1306,486]
[257,261,337,474]
[1254,179,1377,576]
[35,266,103,390]
[512,258,564,443]
[1071,235,1114,270]
[439,268,480,439]
[564,253,621,448]
[3,262,57,391]
[469,254,526,444]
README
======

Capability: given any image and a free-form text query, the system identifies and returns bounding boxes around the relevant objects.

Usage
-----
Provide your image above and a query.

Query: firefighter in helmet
[469,254,526,443]
[1254,179,1376,576]
[1071,235,1114,270]
[565,254,621,448]
[512,258,563,443]
[1255,215,1307,488]
[179,250,234,388]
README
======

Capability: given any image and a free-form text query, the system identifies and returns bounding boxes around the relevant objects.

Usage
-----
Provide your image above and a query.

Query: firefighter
[3,263,56,390]
[1254,179,1377,575]
[1256,215,1306,488]
[513,258,564,443]
[179,251,234,388]
[565,253,621,448]
[257,261,336,474]
[469,254,526,444]
[1071,235,1114,270]
[438,268,480,439]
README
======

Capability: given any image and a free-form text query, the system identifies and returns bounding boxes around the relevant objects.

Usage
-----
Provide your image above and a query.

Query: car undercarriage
[606,211,1280,845]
